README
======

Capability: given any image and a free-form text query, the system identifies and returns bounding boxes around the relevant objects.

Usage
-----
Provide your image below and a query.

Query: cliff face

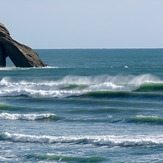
[0,23,47,67]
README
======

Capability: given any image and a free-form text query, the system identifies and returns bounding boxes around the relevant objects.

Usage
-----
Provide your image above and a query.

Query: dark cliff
[0,23,47,67]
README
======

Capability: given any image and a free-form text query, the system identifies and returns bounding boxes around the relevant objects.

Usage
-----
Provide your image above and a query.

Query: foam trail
[0,66,60,71]
[1,132,163,147]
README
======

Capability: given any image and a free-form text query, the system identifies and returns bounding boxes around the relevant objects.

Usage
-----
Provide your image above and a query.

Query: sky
[1,0,163,49]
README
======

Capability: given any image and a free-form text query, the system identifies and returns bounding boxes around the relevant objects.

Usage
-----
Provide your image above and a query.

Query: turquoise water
[0,49,163,162]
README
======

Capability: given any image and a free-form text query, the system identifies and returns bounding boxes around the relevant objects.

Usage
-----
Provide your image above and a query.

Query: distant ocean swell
[0,74,162,98]
[1,132,163,147]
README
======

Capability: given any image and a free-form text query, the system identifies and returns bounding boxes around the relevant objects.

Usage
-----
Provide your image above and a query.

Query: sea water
[0,49,163,162]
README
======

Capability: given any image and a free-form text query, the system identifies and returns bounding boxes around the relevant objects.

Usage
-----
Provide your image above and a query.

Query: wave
[1,132,163,147]
[82,91,163,99]
[0,103,14,109]
[127,115,163,125]
[1,111,162,125]
[0,113,61,121]
[135,83,163,92]
[0,74,162,98]
[0,112,118,123]
[26,154,106,162]
[0,103,33,112]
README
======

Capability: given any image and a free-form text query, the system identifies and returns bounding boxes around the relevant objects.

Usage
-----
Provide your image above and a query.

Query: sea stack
[0,23,46,67]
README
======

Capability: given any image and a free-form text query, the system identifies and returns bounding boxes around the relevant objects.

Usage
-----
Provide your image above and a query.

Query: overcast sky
[1,0,163,49]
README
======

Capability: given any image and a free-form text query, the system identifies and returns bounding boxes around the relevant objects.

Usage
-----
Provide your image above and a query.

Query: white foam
[0,113,56,120]
[2,132,163,147]
[89,82,125,91]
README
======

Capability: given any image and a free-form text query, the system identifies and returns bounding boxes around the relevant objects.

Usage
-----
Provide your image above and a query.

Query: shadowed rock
[0,23,47,67]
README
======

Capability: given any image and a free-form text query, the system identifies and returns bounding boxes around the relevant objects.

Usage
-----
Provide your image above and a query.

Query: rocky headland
[0,23,46,67]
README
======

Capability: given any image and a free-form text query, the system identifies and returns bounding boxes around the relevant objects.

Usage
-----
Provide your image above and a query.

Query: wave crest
[1,132,163,147]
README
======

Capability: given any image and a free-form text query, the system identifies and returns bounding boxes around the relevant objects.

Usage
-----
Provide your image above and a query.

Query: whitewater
[0,49,163,162]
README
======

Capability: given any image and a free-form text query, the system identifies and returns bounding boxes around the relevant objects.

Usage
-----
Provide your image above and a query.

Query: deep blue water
[0,49,163,162]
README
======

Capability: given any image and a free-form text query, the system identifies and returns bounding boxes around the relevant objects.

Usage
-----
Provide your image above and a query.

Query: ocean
[0,49,163,162]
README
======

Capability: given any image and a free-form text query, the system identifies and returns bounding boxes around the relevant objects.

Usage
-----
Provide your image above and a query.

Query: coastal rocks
[0,23,46,67]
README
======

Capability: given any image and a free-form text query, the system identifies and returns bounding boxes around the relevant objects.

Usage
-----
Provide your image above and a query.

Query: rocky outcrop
[0,23,47,67]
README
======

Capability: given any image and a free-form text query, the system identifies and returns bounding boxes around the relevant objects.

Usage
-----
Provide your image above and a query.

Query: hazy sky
[1,0,163,49]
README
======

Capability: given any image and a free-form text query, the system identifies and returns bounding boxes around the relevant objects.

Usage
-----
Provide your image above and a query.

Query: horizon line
[35,47,163,50]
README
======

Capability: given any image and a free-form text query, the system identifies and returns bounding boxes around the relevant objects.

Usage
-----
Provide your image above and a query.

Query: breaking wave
[0,113,61,121]
[1,132,163,147]
[0,74,162,98]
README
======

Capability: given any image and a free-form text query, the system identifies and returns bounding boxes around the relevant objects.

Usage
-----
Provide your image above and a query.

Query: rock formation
[0,23,47,67]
